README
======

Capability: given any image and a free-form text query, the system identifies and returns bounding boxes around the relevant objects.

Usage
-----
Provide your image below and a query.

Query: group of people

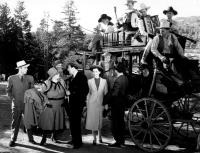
[89,0,181,60]
[92,0,199,93]
[7,57,129,149]
[6,0,199,151]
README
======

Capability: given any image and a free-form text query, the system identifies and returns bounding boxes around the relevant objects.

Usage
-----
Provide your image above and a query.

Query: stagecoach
[89,15,199,152]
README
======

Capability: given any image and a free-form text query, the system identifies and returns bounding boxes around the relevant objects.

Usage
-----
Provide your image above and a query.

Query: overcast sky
[2,0,200,33]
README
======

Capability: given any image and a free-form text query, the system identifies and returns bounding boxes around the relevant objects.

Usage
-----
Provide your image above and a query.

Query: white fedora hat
[16,60,30,69]
[156,19,171,29]
[139,3,150,11]
[125,0,137,5]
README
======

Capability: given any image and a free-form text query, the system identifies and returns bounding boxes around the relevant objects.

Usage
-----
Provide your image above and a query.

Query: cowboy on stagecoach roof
[162,6,179,33]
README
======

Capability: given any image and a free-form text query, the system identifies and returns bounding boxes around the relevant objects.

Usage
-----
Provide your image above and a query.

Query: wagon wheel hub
[141,121,151,130]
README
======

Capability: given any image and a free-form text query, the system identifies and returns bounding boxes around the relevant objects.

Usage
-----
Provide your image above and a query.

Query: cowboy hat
[163,6,178,15]
[156,19,171,29]
[16,60,30,69]
[125,0,137,5]
[47,67,59,79]
[98,14,112,22]
[90,65,104,72]
[139,3,150,11]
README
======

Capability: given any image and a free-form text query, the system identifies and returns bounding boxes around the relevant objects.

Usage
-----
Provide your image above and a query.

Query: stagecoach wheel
[172,93,200,138]
[128,98,172,152]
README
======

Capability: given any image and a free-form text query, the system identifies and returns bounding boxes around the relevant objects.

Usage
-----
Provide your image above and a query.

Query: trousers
[11,107,34,142]
[111,101,125,144]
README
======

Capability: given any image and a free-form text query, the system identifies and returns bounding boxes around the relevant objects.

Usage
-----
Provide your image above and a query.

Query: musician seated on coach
[117,0,139,32]
[139,3,159,65]
[88,14,114,54]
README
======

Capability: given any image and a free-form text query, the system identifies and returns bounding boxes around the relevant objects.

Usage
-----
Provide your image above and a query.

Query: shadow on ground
[0,82,198,153]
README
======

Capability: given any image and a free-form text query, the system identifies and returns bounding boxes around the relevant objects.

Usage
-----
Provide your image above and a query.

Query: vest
[157,34,177,58]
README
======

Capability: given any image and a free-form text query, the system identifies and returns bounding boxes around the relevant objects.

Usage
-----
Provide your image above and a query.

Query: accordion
[143,15,160,36]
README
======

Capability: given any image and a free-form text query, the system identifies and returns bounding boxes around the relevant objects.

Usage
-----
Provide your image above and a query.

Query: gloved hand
[160,56,168,63]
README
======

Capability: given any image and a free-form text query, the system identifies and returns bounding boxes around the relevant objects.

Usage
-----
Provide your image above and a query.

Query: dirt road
[0,82,196,153]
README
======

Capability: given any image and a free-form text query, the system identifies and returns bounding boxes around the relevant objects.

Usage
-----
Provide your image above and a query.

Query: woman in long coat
[39,67,67,145]
[86,65,108,145]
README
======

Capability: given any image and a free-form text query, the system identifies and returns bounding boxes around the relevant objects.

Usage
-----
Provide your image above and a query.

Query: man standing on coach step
[7,60,35,147]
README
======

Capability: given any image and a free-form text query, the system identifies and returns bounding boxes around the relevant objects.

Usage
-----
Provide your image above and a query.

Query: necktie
[21,76,24,82]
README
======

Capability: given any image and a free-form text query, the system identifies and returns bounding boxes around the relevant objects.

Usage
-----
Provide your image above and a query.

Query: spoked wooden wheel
[172,93,200,138]
[128,98,172,152]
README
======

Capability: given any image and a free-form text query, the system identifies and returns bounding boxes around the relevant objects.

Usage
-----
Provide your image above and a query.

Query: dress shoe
[29,140,37,144]
[40,137,47,146]
[99,139,103,143]
[93,140,96,145]
[9,141,15,147]
[108,142,121,148]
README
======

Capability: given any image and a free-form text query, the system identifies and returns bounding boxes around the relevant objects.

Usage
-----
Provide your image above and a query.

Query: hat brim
[163,10,177,15]
[125,1,137,5]
[98,16,112,22]
[90,65,104,72]
[16,64,30,69]
[140,6,151,11]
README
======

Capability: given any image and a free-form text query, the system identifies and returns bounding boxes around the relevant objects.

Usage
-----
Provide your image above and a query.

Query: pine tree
[52,0,85,59]
[0,3,22,76]
[14,1,30,33]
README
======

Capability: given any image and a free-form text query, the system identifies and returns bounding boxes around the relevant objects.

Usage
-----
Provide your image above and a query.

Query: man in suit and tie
[66,61,89,149]
[108,62,129,148]
[7,60,35,147]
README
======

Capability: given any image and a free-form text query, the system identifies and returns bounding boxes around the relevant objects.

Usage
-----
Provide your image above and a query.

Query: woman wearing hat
[39,67,67,145]
[163,6,179,33]
[88,14,114,54]
[97,14,114,34]
[86,65,108,145]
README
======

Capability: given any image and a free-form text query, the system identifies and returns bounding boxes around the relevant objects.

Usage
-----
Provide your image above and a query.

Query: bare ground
[0,82,197,153]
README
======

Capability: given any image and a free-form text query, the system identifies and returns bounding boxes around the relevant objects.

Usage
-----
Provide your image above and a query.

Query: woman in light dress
[86,65,108,145]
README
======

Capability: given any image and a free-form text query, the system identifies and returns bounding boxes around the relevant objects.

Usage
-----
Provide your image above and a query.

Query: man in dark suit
[108,62,129,148]
[66,61,89,149]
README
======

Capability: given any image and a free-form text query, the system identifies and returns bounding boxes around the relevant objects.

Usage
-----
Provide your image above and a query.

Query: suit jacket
[7,74,34,109]
[111,74,128,104]
[69,72,89,107]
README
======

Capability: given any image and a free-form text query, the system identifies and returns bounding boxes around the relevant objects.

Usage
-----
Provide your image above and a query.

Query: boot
[40,134,47,146]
